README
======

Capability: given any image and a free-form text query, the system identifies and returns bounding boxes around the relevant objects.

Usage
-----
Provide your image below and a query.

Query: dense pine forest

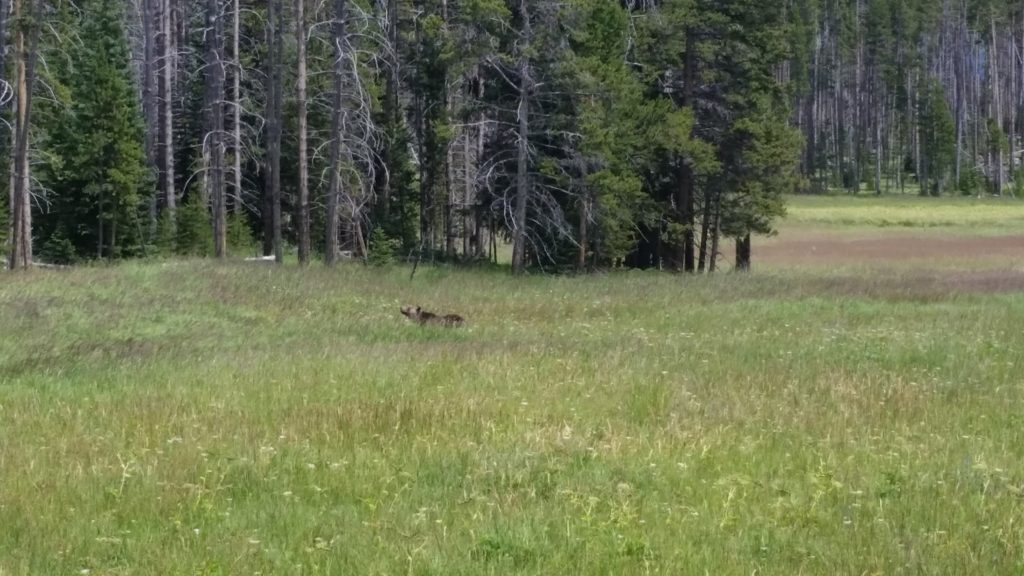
[0,0,1020,272]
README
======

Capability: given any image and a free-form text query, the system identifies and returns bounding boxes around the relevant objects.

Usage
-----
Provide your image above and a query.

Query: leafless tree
[8,0,41,269]
[295,0,310,264]
[204,0,227,256]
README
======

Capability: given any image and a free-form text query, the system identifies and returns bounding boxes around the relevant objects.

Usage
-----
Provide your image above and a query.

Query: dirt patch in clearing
[759,231,1024,267]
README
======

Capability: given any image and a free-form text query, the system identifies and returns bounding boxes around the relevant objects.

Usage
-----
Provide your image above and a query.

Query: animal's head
[400,305,421,318]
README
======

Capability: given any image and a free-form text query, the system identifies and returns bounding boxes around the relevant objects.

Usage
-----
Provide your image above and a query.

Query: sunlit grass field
[784,193,1024,232]
[2,196,1024,574]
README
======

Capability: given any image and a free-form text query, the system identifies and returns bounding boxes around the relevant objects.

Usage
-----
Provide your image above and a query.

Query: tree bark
[708,198,720,273]
[265,0,283,262]
[991,11,1004,196]
[8,0,39,270]
[510,0,532,275]
[696,189,713,273]
[231,0,242,215]
[735,234,751,272]
[678,29,696,272]
[160,0,176,239]
[142,0,159,232]
[577,196,588,271]
[325,0,347,265]
[295,0,310,265]
[206,0,226,258]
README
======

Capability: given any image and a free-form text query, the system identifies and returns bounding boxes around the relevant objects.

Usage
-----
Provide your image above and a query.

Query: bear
[400,305,465,327]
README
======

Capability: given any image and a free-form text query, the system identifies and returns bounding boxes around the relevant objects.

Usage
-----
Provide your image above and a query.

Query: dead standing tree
[203,0,227,257]
[265,0,284,262]
[323,0,383,264]
[323,0,347,265]
[8,0,41,269]
[510,0,532,275]
[295,0,310,264]
[160,0,176,238]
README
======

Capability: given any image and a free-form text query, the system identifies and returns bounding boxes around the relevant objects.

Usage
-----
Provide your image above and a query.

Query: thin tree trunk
[0,0,9,259]
[206,0,226,258]
[231,0,242,214]
[1009,20,1017,190]
[991,12,1004,196]
[142,0,159,234]
[413,10,429,257]
[475,76,485,258]
[266,0,283,262]
[577,196,588,271]
[295,0,310,265]
[735,234,751,271]
[708,197,721,273]
[161,0,176,239]
[696,190,713,273]
[325,0,347,265]
[678,29,696,271]
[510,0,531,275]
[8,0,39,270]
[97,191,104,260]
[442,0,454,259]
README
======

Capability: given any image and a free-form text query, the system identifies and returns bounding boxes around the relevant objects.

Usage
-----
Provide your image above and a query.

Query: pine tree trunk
[511,64,530,275]
[679,29,696,272]
[266,0,283,262]
[991,12,1004,196]
[325,0,347,265]
[206,0,226,258]
[510,0,531,275]
[577,196,588,271]
[161,0,176,239]
[8,0,38,270]
[295,0,310,265]
[735,234,751,272]
[142,0,159,233]
[696,189,713,273]
[231,0,242,215]
[413,11,430,257]
[708,198,721,273]
[1010,28,1017,191]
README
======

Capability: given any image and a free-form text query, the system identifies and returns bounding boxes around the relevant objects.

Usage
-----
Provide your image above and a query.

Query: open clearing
[759,194,1024,270]
[2,195,1024,574]
[759,230,1024,268]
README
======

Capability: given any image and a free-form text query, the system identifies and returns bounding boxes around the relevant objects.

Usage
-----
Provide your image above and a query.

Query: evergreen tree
[918,79,955,196]
[42,0,149,260]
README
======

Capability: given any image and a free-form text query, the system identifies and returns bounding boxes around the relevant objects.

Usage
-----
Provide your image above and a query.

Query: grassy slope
[2,196,1024,574]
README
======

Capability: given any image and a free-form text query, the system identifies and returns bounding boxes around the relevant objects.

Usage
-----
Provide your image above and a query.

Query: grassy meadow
[2,196,1024,574]
[783,193,1024,232]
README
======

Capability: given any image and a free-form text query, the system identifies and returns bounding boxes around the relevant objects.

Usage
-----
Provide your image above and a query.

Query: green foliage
[227,213,257,256]
[37,229,78,265]
[155,212,177,256]
[959,166,985,196]
[175,197,213,256]
[367,226,401,266]
[723,102,803,237]
[918,80,955,195]
[37,0,149,260]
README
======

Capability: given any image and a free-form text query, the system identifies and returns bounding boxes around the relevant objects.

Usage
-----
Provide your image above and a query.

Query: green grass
[2,257,1024,574]
[784,193,1024,232]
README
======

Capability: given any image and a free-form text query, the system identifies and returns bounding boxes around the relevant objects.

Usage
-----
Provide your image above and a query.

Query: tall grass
[785,194,1024,231]
[2,260,1023,574]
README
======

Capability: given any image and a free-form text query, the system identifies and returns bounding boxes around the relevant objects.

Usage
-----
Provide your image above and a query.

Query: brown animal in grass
[400,305,465,327]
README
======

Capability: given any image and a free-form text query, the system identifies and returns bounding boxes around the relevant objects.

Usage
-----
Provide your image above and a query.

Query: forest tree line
[0,0,1018,272]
